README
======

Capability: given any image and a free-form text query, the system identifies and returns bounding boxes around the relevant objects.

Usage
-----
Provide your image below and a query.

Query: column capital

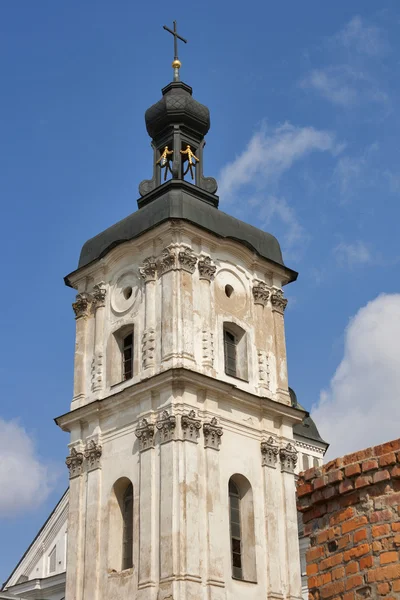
[92,283,106,308]
[139,256,157,282]
[261,436,279,468]
[252,280,270,306]
[181,409,202,442]
[65,447,84,479]
[198,255,217,282]
[270,288,288,314]
[280,442,298,474]
[159,245,176,275]
[84,439,102,471]
[156,410,177,443]
[72,292,92,319]
[178,246,197,273]
[135,418,155,451]
[203,417,223,450]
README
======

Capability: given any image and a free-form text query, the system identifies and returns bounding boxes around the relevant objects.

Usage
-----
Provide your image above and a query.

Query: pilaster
[83,438,103,600]
[91,284,106,396]
[198,255,216,374]
[271,288,290,404]
[65,444,86,600]
[72,293,92,408]
[140,257,157,373]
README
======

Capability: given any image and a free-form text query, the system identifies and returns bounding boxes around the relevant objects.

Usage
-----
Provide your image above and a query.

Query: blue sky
[1,0,400,583]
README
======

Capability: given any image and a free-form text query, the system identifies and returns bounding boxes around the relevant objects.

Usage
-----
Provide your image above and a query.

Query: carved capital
[65,447,84,479]
[84,440,102,470]
[252,281,270,306]
[139,257,157,282]
[72,293,92,319]
[156,410,176,443]
[135,418,155,451]
[261,436,279,468]
[271,288,288,314]
[181,410,202,442]
[280,442,298,473]
[178,246,197,274]
[92,283,107,308]
[159,246,176,275]
[198,256,217,282]
[203,417,223,450]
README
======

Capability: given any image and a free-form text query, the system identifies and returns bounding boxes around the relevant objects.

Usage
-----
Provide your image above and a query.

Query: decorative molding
[181,410,202,442]
[202,330,214,368]
[203,417,223,450]
[91,352,103,393]
[135,418,155,451]
[65,447,84,478]
[159,246,176,275]
[271,288,288,314]
[178,246,197,273]
[139,256,157,282]
[257,350,270,389]
[261,436,279,468]
[84,440,102,471]
[156,410,177,443]
[294,439,326,455]
[280,442,298,474]
[252,280,270,306]
[72,293,92,319]
[198,255,216,281]
[92,282,107,308]
[142,328,156,368]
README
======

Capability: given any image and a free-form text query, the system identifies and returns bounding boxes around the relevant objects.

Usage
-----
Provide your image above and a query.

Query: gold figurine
[180,144,199,179]
[156,146,174,181]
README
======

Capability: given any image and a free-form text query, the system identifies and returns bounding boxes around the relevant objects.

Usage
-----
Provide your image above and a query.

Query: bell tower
[57,23,304,600]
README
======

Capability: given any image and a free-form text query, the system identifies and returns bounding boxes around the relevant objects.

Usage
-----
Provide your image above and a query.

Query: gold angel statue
[156,146,174,181]
[180,144,199,179]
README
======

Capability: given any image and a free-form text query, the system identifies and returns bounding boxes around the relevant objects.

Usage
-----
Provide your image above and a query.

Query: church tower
[56,23,304,600]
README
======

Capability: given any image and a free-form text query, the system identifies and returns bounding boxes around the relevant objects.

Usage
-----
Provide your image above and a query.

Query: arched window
[228,475,256,582]
[223,323,248,381]
[302,454,310,471]
[122,483,133,570]
[108,478,134,572]
[123,333,133,381]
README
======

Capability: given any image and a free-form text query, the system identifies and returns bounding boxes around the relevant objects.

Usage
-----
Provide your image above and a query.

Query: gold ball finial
[172,59,181,69]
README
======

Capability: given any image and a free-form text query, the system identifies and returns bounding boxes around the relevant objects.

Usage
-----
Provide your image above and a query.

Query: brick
[316,530,330,544]
[343,594,354,600]
[380,551,398,565]
[393,522,400,532]
[320,581,345,599]
[325,457,344,471]
[338,534,351,549]
[307,546,325,562]
[303,504,328,523]
[393,579,400,592]
[339,479,354,494]
[342,515,368,534]
[297,482,313,497]
[344,543,370,561]
[353,528,367,543]
[373,541,383,552]
[343,448,373,465]
[345,575,364,590]
[332,566,345,580]
[313,476,328,490]
[330,507,355,526]
[304,467,318,481]
[370,509,393,523]
[372,524,391,537]
[355,475,372,489]
[394,534,400,546]
[359,555,373,570]
[319,553,344,571]
[375,492,400,509]
[367,564,400,582]
[362,459,378,472]
[392,465,400,479]
[345,463,361,477]
[379,452,397,467]
[307,562,319,575]
[339,492,360,508]
[374,439,400,456]
[345,561,359,575]
[377,582,391,595]
[327,470,344,484]
[373,469,391,483]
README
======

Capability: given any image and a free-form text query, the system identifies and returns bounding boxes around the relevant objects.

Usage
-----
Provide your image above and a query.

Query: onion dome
[145,81,210,140]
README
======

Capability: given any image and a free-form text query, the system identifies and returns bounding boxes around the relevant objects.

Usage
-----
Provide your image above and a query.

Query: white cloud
[0,418,54,517]
[334,241,372,267]
[218,122,339,200]
[336,16,386,57]
[312,294,400,459]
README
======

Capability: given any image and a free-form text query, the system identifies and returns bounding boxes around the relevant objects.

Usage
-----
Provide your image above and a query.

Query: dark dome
[145,81,210,140]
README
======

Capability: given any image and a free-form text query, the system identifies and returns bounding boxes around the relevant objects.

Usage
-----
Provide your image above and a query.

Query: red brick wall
[297,439,400,599]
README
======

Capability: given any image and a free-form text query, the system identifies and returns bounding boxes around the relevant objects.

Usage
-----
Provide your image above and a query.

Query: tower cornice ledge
[55,367,306,432]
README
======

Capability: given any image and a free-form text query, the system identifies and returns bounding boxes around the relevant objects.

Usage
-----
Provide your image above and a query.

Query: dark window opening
[224,329,237,377]
[122,483,133,570]
[229,480,243,579]
[123,333,133,381]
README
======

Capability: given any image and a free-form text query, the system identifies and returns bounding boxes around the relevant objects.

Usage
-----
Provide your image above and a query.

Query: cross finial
[163,20,187,81]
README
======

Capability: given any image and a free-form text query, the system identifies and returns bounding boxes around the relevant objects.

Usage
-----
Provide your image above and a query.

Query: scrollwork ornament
[203,417,223,450]
[178,246,197,274]
[261,436,279,468]
[139,257,157,282]
[280,442,298,474]
[156,410,176,443]
[65,447,84,479]
[198,256,217,282]
[135,418,155,451]
[181,410,202,442]
[159,246,176,275]
[252,281,270,306]
[92,283,107,308]
[271,289,288,314]
[84,439,102,470]
[72,293,92,319]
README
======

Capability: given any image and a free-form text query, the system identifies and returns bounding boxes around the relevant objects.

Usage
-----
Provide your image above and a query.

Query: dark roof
[289,387,328,447]
[66,180,297,285]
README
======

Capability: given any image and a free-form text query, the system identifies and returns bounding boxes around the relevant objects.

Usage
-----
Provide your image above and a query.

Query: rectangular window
[123,333,133,381]
[48,546,56,574]
[224,330,237,377]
